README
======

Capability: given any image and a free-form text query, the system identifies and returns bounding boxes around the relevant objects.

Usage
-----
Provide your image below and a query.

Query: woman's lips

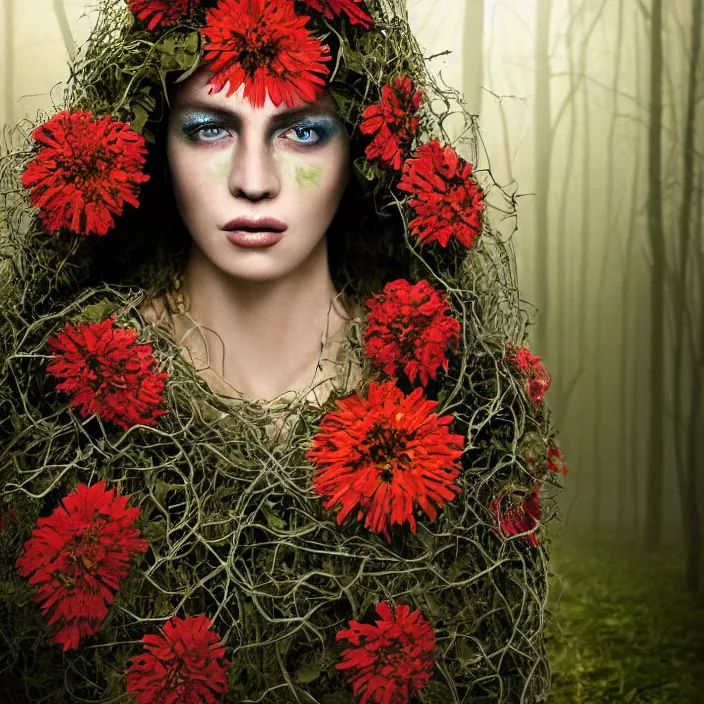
[222,217,287,232]
[222,217,287,248]
[224,229,284,248]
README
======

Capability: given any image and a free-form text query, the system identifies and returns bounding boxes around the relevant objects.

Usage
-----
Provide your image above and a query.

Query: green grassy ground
[545,533,704,703]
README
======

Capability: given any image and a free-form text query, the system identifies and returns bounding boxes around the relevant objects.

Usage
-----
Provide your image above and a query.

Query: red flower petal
[46,317,169,430]
[336,601,435,703]
[127,0,201,31]
[490,483,542,548]
[360,77,422,170]
[546,446,569,475]
[126,614,231,704]
[201,0,331,108]
[306,379,465,540]
[397,139,485,248]
[505,342,551,405]
[519,435,569,477]
[363,278,461,386]
[15,481,148,651]
[21,110,150,236]
[299,0,374,29]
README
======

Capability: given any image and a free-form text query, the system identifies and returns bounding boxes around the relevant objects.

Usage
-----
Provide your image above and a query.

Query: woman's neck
[176,242,351,403]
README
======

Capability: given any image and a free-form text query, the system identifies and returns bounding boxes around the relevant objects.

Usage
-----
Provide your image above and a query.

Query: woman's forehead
[171,64,337,117]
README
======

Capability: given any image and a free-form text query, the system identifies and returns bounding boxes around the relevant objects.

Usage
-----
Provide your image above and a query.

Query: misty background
[2,0,703,699]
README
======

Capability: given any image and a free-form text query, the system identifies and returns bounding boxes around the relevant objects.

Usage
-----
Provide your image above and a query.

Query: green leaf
[423,591,441,618]
[78,300,120,324]
[359,590,381,616]
[154,479,176,505]
[173,32,202,84]
[330,90,352,112]
[143,518,166,543]
[294,667,321,684]
[157,31,200,73]
[354,157,383,183]
[130,104,149,134]
[261,504,285,531]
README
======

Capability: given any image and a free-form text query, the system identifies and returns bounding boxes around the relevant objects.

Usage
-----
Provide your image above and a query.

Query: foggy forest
[1,0,703,700]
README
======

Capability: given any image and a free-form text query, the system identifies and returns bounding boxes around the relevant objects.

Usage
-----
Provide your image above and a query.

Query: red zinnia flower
[506,343,551,405]
[397,139,485,248]
[364,279,461,386]
[21,110,149,236]
[336,601,435,704]
[360,77,422,170]
[490,483,542,548]
[306,379,465,540]
[201,0,331,108]
[15,481,148,651]
[46,317,169,430]
[127,0,200,31]
[126,614,231,704]
[299,0,373,29]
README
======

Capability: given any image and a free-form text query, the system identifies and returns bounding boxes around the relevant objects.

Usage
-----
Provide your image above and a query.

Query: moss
[547,534,704,704]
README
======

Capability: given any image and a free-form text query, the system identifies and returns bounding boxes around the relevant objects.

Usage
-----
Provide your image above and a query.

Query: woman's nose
[228,136,281,202]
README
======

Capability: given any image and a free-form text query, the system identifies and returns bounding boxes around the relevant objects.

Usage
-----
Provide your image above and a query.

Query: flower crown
[22,0,485,247]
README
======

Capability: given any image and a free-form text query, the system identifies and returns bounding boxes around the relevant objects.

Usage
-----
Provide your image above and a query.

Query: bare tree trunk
[684,166,704,590]
[577,9,596,531]
[598,0,625,533]
[463,0,485,118]
[53,0,75,62]
[622,15,645,536]
[675,0,704,588]
[623,145,642,535]
[574,1,607,361]
[551,7,603,522]
[3,0,13,126]
[555,0,579,390]
[644,0,667,551]
[591,0,626,534]
[484,3,514,186]
[534,0,552,356]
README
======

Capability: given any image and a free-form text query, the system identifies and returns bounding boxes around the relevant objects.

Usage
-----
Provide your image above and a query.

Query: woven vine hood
[0,0,567,702]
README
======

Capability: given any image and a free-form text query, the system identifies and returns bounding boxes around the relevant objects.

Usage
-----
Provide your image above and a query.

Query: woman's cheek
[275,152,324,193]
[209,154,231,182]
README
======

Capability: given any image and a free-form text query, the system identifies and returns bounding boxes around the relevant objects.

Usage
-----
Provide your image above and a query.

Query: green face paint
[295,164,323,189]
[209,151,323,189]
[210,157,230,181]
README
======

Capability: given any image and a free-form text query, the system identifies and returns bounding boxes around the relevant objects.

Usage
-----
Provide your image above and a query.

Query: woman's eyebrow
[175,102,339,127]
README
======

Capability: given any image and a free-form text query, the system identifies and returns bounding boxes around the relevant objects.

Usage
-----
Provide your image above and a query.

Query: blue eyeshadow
[178,112,345,144]
[181,113,217,133]
[292,116,345,139]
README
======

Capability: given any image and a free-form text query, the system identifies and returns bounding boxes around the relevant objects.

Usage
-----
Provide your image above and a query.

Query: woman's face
[167,66,350,282]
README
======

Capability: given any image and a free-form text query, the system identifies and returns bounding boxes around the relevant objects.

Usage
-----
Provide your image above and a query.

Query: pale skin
[147,66,356,404]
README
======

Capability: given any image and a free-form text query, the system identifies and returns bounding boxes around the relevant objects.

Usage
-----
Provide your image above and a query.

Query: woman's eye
[196,125,227,142]
[285,125,322,145]
[182,120,328,145]
[181,122,228,143]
